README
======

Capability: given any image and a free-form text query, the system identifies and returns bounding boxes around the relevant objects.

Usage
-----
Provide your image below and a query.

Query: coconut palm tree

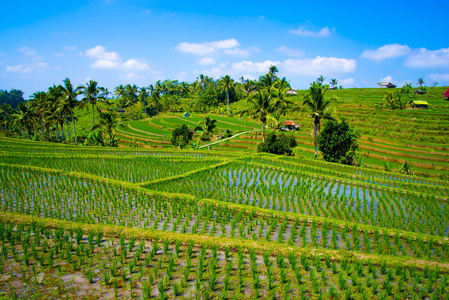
[268,65,279,81]
[330,79,338,88]
[195,116,217,141]
[61,78,82,144]
[47,85,65,141]
[97,108,123,146]
[240,89,276,142]
[219,75,234,116]
[80,80,108,129]
[239,80,257,97]
[418,78,425,89]
[138,87,149,115]
[302,81,336,158]
[12,102,35,139]
[317,75,325,86]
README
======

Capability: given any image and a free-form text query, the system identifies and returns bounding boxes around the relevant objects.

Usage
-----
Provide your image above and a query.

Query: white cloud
[119,73,145,80]
[290,26,330,37]
[282,56,356,75]
[63,46,77,51]
[339,78,355,87]
[175,39,239,55]
[404,47,449,68]
[362,44,410,60]
[380,75,394,83]
[276,46,304,57]
[18,46,37,56]
[86,45,120,61]
[6,62,48,74]
[85,45,149,71]
[198,57,216,65]
[232,60,280,73]
[429,73,449,81]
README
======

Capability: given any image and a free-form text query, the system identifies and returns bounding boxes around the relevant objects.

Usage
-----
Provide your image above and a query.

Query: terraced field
[1,137,448,299]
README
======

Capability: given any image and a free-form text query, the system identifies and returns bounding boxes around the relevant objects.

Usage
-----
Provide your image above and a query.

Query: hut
[379,82,397,88]
[286,89,298,95]
[184,112,190,118]
[411,100,428,109]
[116,108,125,113]
[282,120,299,131]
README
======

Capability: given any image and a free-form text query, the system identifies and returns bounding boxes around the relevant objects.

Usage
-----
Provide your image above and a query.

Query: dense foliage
[257,132,297,155]
[0,89,25,108]
[171,124,193,149]
[317,119,360,165]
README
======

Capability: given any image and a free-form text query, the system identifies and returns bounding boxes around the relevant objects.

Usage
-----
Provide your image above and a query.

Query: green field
[0,86,448,299]
[1,134,449,299]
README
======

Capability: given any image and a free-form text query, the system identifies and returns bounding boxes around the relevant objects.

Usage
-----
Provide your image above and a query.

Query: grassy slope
[49,86,449,179]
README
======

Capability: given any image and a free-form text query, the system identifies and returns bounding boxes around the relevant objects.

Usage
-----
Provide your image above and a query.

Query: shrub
[257,132,297,155]
[171,124,193,149]
[317,119,360,165]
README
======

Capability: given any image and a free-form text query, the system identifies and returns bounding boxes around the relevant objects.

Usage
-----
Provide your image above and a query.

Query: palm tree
[239,80,256,97]
[47,85,65,141]
[80,80,108,129]
[240,89,276,142]
[195,116,217,141]
[302,82,336,158]
[330,79,338,88]
[12,102,35,139]
[317,75,325,86]
[418,78,425,89]
[61,78,82,145]
[268,65,279,81]
[219,75,234,116]
[0,104,14,131]
[97,108,123,146]
[138,87,149,115]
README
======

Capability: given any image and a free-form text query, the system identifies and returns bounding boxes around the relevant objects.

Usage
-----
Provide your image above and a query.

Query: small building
[282,120,299,131]
[411,100,428,109]
[116,108,125,113]
[184,112,190,118]
[286,89,297,95]
[414,89,427,95]
[379,82,397,88]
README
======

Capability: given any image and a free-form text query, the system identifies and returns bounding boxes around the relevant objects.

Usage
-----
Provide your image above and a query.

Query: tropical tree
[302,81,336,158]
[0,103,14,131]
[317,75,325,86]
[138,87,149,115]
[240,89,276,142]
[12,102,35,139]
[47,85,65,141]
[330,79,338,88]
[239,80,257,97]
[268,65,279,81]
[97,108,123,146]
[80,80,108,129]
[195,116,217,140]
[60,78,82,144]
[219,75,234,116]
[418,78,425,89]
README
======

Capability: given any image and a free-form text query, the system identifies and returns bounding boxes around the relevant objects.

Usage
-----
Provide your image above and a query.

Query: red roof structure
[283,120,299,126]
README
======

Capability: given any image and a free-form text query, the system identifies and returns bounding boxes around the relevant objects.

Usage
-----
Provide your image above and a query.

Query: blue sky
[1,0,448,98]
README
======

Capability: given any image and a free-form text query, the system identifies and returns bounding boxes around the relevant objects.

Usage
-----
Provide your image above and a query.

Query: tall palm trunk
[65,112,71,141]
[92,104,95,129]
[70,107,77,145]
[226,91,230,116]
[313,118,319,159]
[60,121,64,142]
[261,118,266,142]
[56,122,59,140]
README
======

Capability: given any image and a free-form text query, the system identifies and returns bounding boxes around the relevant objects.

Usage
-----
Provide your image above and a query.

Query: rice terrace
[1,1,449,299]
[1,75,449,300]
